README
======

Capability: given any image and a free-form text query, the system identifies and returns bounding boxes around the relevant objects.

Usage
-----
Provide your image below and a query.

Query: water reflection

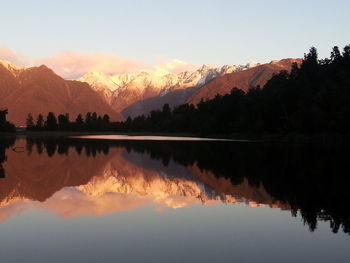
[0,137,349,234]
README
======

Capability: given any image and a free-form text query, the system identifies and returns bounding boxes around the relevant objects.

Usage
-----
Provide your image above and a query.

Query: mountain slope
[0,61,122,125]
[188,58,301,105]
[122,86,198,118]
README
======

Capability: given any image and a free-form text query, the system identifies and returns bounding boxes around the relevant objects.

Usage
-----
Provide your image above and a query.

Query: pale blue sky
[1,0,349,66]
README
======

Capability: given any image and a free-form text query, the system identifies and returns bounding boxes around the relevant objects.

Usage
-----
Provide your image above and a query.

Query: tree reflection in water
[0,137,349,234]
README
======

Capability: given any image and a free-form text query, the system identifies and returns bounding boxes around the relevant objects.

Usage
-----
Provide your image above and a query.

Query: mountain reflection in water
[0,137,349,234]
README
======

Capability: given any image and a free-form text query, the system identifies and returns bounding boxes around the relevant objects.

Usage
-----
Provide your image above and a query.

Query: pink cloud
[0,46,29,66]
[0,46,198,79]
[155,58,198,74]
[37,51,151,79]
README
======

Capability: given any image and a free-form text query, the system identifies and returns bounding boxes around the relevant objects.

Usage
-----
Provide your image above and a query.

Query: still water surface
[0,136,349,262]
[72,134,235,141]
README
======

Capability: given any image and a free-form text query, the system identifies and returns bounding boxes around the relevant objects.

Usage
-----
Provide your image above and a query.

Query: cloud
[37,51,151,79]
[40,54,199,79]
[0,46,198,79]
[0,46,29,66]
[154,58,198,76]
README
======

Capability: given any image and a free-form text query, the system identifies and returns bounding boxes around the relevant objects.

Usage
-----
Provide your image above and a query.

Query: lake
[0,136,349,262]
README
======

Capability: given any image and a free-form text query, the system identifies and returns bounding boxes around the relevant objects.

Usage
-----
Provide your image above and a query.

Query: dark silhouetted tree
[36,114,44,130]
[76,114,84,124]
[0,109,15,132]
[102,114,110,123]
[58,114,70,130]
[26,113,35,130]
[331,46,342,62]
[45,112,58,131]
[85,112,91,124]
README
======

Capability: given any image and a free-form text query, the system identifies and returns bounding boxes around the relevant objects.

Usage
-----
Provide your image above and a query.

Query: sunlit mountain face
[0,137,349,234]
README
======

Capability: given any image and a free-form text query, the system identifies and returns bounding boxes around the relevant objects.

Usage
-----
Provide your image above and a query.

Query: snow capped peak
[153,67,171,77]
[198,64,212,72]
[88,71,108,77]
[0,58,17,68]
[246,62,261,68]
[110,73,134,86]
[80,71,110,79]
[138,71,151,77]
[79,71,118,91]
[0,58,25,75]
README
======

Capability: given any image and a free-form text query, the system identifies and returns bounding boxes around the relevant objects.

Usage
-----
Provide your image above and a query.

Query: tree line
[26,112,111,131]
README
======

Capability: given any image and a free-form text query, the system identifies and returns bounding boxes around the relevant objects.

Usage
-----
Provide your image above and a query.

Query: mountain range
[0,58,300,125]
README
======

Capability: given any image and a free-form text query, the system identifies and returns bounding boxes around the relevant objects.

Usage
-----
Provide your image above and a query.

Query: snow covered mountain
[79,63,259,116]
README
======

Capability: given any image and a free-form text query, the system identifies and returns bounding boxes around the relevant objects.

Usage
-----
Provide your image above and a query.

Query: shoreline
[1,131,349,145]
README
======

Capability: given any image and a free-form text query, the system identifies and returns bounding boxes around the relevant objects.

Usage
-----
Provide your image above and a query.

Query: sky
[0,0,349,78]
